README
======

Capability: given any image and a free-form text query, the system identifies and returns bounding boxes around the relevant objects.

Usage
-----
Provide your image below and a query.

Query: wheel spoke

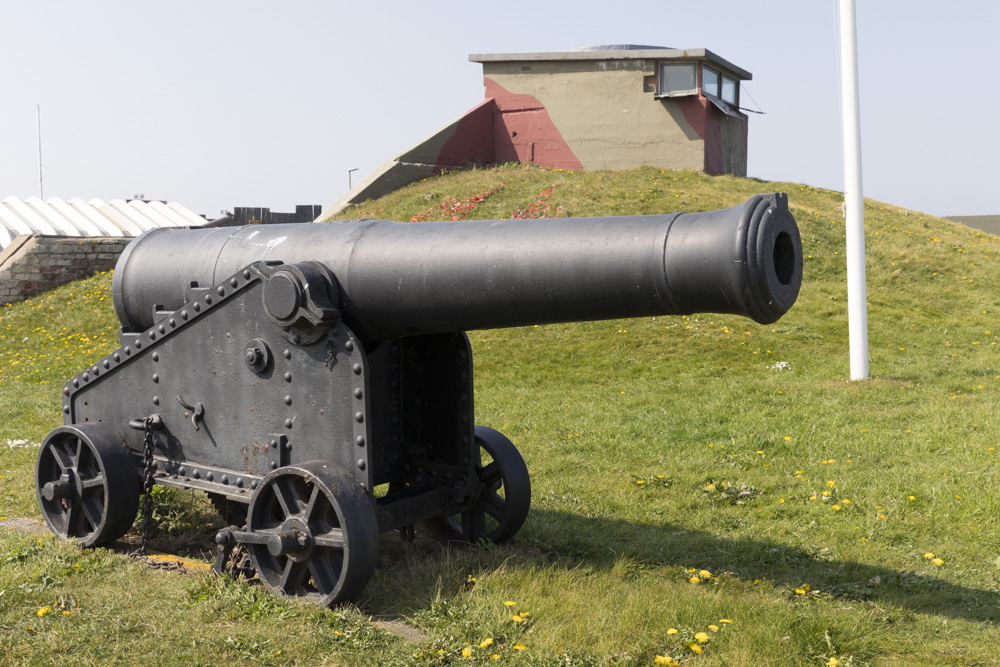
[49,441,75,472]
[81,495,104,531]
[302,484,321,523]
[462,510,485,542]
[279,558,308,593]
[481,492,506,522]
[308,555,339,597]
[272,477,297,517]
[81,474,106,490]
[49,503,71,536]
[66,502,84,537]
[480,461,502,487]
[312,528,346,549]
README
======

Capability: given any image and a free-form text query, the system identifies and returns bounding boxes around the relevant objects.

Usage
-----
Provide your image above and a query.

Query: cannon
[35,193,802,605]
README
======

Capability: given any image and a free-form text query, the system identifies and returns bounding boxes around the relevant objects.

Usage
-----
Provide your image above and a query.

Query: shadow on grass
[370,508,1000,624]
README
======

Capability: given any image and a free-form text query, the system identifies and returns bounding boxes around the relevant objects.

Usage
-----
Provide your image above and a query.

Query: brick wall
[0,235,131,307]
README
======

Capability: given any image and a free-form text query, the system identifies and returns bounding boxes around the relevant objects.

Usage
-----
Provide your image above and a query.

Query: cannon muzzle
[112,193,802,341]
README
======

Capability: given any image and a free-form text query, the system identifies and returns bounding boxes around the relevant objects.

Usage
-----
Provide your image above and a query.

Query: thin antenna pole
[838,0,869,380]
[36,104,44,199]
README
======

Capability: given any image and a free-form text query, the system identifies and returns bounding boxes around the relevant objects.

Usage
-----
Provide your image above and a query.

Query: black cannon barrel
[112,193,802,341]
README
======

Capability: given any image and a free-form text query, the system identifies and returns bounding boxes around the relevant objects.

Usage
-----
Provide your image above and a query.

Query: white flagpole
[37,104,44,200]
[838,0,869,380]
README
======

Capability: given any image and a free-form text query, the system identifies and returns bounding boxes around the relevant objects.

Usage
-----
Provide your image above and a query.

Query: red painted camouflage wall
[432,72,744,175]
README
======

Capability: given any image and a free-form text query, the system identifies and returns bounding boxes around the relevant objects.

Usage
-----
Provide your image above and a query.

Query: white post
[36,104,44,200]
[838,0,869,380]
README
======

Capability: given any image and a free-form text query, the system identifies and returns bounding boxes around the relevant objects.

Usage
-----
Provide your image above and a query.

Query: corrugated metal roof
[0,197,206,252]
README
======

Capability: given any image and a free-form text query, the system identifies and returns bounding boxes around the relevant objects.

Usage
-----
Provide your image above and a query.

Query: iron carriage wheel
[244,461,378,606]
[428,425,531,545]
[35,424,140,547]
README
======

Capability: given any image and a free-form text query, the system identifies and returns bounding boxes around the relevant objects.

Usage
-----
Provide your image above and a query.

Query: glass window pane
[721,76,738,105]
[702,66,720,97]
[659,63,696,95]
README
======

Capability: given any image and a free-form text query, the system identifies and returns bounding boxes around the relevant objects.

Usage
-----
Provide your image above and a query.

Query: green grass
[4,165,1000,664]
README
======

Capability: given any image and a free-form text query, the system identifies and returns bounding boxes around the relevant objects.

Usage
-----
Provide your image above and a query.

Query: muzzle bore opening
[772,231,796,286]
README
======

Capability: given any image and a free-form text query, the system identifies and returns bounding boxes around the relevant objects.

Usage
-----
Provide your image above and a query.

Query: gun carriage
[36,193,802,605]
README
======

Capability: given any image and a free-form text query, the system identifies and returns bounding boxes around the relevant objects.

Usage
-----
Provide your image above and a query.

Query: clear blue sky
[0,1,994,218]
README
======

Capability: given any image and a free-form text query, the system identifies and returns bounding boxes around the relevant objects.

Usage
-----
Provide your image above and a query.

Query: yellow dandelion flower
[698,570,712,579]
[462,646,472,657]
[784,436,791,441]
[694,631,710,643]
[503,600,517,607]
[704,483,715,491]
[932,558,944,567]
[36,607,51,617]
[511,614,524,623]
[479,638,494,648]
[827,480,836,487]
[689,643,703,654]
[827,658,840,667]
[779,498,785,503]
[832,505,842,511]
[908,495,916,501]
[513,643,526,651]
[654,657,678,666]
[709,624,719,631]
[666,628,679,635]
[795,586,809,595]
[718,618,732,624]
[842,498,851,504]
[924,552,935,559]
[689,576,701,584]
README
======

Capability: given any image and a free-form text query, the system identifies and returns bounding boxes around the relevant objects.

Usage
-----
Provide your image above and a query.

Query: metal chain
[128,414,190,570]
[139,416,156,555]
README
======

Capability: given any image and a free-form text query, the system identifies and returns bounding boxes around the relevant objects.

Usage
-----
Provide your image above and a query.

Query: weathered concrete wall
[0,235,130,306]
[484,61,705,172]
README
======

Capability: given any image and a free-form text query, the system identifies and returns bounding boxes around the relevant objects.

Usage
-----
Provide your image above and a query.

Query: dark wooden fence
[231,205,322,226]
